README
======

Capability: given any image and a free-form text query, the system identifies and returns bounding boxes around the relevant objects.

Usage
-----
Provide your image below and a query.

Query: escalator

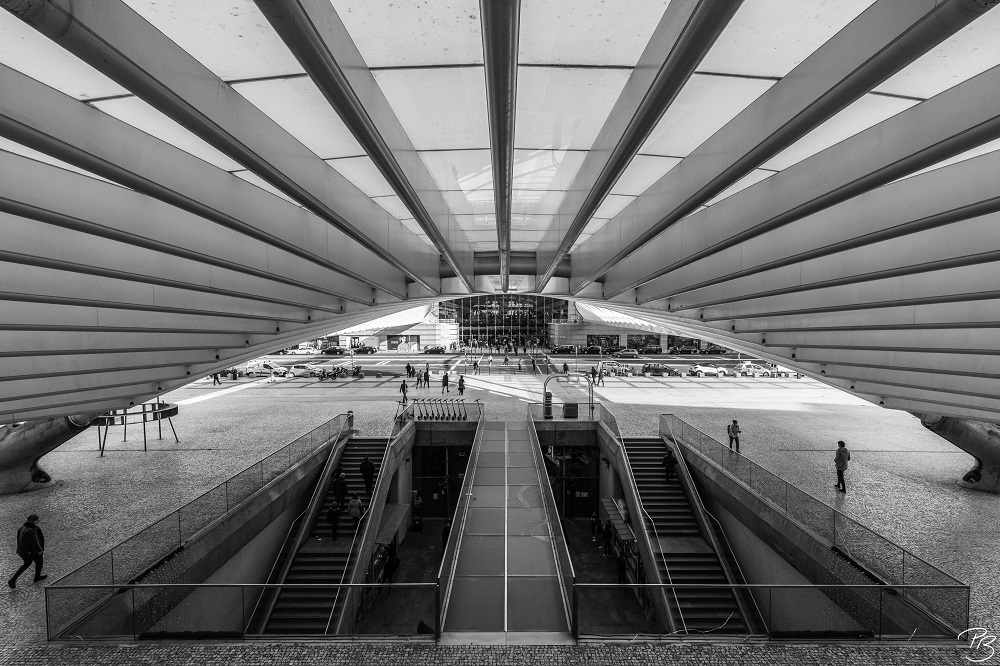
[263,437,387,634]
[623,437,748,633]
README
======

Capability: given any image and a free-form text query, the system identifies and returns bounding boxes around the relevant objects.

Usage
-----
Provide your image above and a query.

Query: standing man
[834,440,851,493]
[424,369,430,388]
[503,354,509,367]
[591,366,597,382]
[212,372,221,385]
[562,362,569,374]
[399,379,408,405]
[8,514,45,588]
[531,357,537,374]
[332,472,349,505]
[441,372,450,393]
[405,363,412,378]
[360,455,376,496]
[662,449,676,487]
[472,359,479,375]
[458,375,465,396]
[487,355,493,372]
[597,368,605,386]
[415,370,423,389]
[727,419,742,453]
[326,500,342,541]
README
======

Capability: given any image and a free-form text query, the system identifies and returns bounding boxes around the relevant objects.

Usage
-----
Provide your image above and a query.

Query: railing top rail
[659,414,968,590]
[47,581,966,590]
[48,582,441,589]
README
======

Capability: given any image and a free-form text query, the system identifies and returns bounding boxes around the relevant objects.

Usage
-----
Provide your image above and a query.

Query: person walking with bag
[8,514,46,588]
[441,372,450,393]
[360,455,376,495]
[326,500,343,541]
[399,379,408,405]
[458,375,465,396]
[834,440,851,493]
[348,494,364,530]
[727,419,742,453]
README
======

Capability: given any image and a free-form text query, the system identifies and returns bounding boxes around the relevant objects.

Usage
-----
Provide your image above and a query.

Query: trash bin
[563,402,579,419]
[544,391,553,420]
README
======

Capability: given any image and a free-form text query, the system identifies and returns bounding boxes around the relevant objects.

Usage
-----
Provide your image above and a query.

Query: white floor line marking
[175,378,275,405]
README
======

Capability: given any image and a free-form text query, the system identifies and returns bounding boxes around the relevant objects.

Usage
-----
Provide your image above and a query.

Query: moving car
[641,345,662,354]
[551,345,577,354]
[287,363,319,377]
[688,363,729,377]
[641,363,680,377]
[583,345,603,355]
[604,345,626,354]
[245,361,287,377]
[671,345,701,355]
[353,345,378,354]
[423,345,446,354]
[700,344,728,354]
[322,346,346,355]
[612,349,639,358]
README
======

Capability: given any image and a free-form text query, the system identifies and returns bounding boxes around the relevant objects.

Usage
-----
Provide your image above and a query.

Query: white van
[245,361,287,377]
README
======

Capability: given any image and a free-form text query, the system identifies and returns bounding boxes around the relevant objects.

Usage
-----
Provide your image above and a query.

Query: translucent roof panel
[373,68,490,150]
[582,218,610,235]
[442,190,494,217]
[640,74,775,157]
[610,155,682,197]
[419,149,494,194]
[0,137,119,185]
[370,195,412,221]
[702,169,775,208]
[700,0,876,78]
[511,189,566,216]
[231,170,300,205]
[515,67,631,149]
[454,213,496,231]
[89,97,244,171]
[512,149,587,191]
[121,0,304,80]
[760,93,918,171]
[519,0,669,66]
[593,194,636,220]
[875,10,1000,99]
[332,0,483,67]
[326,156,396,198]
[233,77,365,159]
[0,11,128,100]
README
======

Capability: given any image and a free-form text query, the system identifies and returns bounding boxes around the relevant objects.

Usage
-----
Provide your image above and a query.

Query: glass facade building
[439,295,569,350]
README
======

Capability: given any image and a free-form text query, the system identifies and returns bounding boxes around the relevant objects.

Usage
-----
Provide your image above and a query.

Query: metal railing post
[572,584,579,638]
[435,582,441,640]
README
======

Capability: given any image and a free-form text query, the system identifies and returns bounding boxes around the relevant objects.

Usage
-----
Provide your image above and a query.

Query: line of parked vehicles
[549,343,730,356]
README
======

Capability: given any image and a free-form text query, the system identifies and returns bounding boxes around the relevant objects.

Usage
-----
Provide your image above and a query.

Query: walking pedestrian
[662,449,676,487]
[8,514,45,588]
[487,355,493,372]
[326,500,342,541]
[399,379,408,404]
[503,354,509,367]
[727,419,742,453]
[405,363,412,378]
[562,362,569,374]
[332,472,349,505]
[415,371,423,389]
[360,456,376,495]
[212,372,221,385]
[834,440,851,493]
[602,520,614,557]
[442,520,452,549]
[424,369,430,387]
[348,494,364,529]
[531,357,537,374]
[597,368,605,386]
[590,511,599,542]
[458,375,465,396]
[441,372,450,393]
[591,366,597,382]
[472,359,479,375]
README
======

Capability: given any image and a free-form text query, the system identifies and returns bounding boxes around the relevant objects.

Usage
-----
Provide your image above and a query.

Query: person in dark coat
[424,369,430,387]
[8,514,45,588]
[332,472,349,504]
[834,440,851,493]
[602,520,614,557]
[399,379,408,404]
[360,456,376,495]
[457,375,465,396]
[662,450,676,487]
[441,373,450,393]
[326,500,342,541]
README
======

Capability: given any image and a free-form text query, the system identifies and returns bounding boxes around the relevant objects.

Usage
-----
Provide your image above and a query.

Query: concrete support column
[920,414,1000,493]
[0,413,101,494]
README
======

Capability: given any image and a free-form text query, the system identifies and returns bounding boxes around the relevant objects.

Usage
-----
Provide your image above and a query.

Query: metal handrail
[245,508,306,633]
[603,419,687,634]
[328,402,415,634]
[436,405,486,626]
[701,508,768,633]
[525,409,575,630]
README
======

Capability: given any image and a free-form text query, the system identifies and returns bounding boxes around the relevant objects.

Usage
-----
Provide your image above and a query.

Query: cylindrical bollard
[544,391,553,420]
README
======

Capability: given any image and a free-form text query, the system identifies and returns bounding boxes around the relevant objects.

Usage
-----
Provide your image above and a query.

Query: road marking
[176,378,275,405]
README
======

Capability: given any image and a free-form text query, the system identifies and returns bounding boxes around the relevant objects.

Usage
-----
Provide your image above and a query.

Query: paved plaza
[1,368,995,664]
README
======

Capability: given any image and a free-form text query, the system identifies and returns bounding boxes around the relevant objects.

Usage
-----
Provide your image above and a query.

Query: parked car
[772,365,803,378]
[688,363,729,377]
[423,345,446,354]
[245,361,287,377]
[271,349,288,355]
[735,362,771,377]
[641,345,662,354]
[613,349,639,358]
[599,361,632,376]
[287,363,319,377]
[583,345,603,355]
[701,344,727,354]
[322,346,346,355]
[551,345,577,354]
[353,345,378,354]
[641,363,680,377]
[604,345,626,354]
[671,345,701,355]
[291,347,317,355]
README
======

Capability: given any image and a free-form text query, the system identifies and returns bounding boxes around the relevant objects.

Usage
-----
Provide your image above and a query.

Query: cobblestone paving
[2,372,996,665]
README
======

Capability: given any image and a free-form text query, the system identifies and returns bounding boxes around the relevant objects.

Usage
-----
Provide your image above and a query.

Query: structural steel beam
[479,0,520,293]
[0,64,410,299]
[623,64,1000,301]
[534,0,741,291]
[568,0,993,293]
[254,0,476,292]
[0,0,441,293]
